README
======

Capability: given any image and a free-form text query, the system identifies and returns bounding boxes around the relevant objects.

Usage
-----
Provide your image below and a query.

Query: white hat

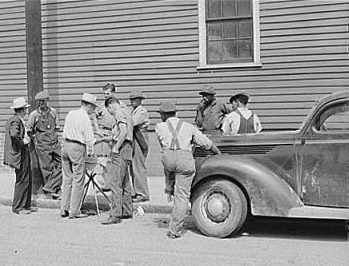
[81,93,97,106]
[10,97,30,109]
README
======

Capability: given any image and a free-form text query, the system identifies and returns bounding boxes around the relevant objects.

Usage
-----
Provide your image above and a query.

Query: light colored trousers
[161,150,195,236]
[61,141,86,216]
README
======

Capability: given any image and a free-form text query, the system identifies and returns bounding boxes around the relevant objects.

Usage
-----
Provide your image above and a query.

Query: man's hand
[167,194,173,203]
[23,136,30,145]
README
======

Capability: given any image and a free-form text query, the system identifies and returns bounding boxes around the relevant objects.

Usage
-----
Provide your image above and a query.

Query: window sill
[197,62,262,71]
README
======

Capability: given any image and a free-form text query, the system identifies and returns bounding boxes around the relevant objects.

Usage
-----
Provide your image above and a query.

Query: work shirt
[222,107,262,135]
[111,104,133,161]
[96,100,128,130]
[131,105,150,129]
[195,99,232,132]
[62,108,96,153]
[155,117,213,152]
[98,105,115,130]
[27,107,60,147]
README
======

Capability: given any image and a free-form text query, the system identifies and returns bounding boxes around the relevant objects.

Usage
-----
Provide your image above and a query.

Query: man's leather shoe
[166,231,180,239]
[69,213,88,219]
[101,217,122,225]
[60,210,69,218]
[122,215,133,219]
[26,207,39,212]
[16,210,31,215]
[42,187,54,194]
[132,197,149,203]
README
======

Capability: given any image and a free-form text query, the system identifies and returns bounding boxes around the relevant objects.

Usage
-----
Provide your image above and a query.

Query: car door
[299,99,349,208]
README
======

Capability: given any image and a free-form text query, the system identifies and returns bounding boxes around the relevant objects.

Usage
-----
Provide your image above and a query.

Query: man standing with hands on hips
[129,91,150,203]
[155,101,221,239]
[102,96,134,225]
[60,93,97,219]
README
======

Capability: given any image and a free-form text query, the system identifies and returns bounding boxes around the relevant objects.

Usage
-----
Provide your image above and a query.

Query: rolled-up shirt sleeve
[192,127,213,150]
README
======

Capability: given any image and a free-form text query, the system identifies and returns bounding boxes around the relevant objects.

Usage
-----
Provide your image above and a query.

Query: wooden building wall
[0,0,27,164]
[39,0,349,131]
[0,0,27,129]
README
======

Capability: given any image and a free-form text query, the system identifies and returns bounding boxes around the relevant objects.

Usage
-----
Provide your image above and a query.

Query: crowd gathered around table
[3,83,262,239]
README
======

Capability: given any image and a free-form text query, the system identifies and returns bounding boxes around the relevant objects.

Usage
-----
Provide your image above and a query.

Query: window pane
[238,40,252,58]
[223,21,237,38]
[238,21,252,38]
[208,0,222,19]
[222,0,236,17]
[208,41,224,61]
[208,40,238,62]
[237,0,252,17]
[224,40,238,59]
[208,22,223,40]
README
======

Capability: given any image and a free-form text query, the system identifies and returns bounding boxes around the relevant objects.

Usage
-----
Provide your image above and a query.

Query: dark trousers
[13,149,32,213]
[36,144,62,193]
[109,154,133,218]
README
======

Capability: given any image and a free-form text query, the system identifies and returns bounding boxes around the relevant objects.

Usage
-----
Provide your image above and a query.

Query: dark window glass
[206,0,253,64]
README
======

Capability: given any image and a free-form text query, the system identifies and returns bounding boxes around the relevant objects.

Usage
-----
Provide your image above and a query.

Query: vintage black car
[191,91,349,238]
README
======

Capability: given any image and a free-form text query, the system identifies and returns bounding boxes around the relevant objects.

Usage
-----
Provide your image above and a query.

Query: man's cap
[35,90,49,100]
[10,97,30,109]
[229,90,250,103]
[81,93,98,107]
[157,101,177,113]
[129,91,145,100]
[199,85,216,96]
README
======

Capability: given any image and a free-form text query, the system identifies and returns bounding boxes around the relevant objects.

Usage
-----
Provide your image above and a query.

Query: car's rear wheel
[191,178,248,238]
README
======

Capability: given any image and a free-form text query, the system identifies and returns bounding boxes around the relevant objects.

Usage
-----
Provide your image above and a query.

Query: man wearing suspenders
[155,101,221,239]
[222,91,262,135]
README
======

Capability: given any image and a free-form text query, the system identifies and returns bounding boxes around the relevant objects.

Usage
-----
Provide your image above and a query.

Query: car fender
[192,155,304,217]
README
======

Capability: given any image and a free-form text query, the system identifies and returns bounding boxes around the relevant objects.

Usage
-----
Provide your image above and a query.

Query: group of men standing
[3,83,261,238]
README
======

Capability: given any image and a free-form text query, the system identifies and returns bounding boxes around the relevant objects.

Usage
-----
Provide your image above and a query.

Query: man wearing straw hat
[27,90,62,199]
[129,91,150,203]
[60,93,98,219]
[155,101,221,239]
[4,97,38,214]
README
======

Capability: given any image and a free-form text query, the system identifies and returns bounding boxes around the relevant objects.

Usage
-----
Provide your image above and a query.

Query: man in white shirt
[155,101,221,239]
[129,91,150,203]
[222,91,262,135]
[60,93,97,219]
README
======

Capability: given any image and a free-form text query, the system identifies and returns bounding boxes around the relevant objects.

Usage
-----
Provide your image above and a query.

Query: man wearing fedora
[27,90,62,199]
[129,91,150,203]
[60,93,97,219]
[222,91,262,135]
[155,101,221,239]
[195,85,232,133]
[4,97,38,214]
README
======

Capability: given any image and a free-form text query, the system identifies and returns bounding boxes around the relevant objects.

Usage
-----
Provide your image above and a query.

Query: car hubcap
[205,192,230,223]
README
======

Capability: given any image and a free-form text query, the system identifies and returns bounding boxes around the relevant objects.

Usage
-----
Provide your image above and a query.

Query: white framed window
[198,0,261,69]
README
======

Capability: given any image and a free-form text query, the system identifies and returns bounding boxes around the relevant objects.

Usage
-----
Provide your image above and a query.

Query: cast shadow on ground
[155,215,348,242]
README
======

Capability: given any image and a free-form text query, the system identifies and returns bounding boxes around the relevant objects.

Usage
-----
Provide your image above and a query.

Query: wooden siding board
[42,5,196,21]
[42,0,196,12]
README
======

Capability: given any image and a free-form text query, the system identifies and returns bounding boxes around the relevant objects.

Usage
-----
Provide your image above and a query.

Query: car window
[316,101,349,132]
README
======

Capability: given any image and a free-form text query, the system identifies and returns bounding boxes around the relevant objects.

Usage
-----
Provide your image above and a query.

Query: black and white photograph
[0,0,348,265]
